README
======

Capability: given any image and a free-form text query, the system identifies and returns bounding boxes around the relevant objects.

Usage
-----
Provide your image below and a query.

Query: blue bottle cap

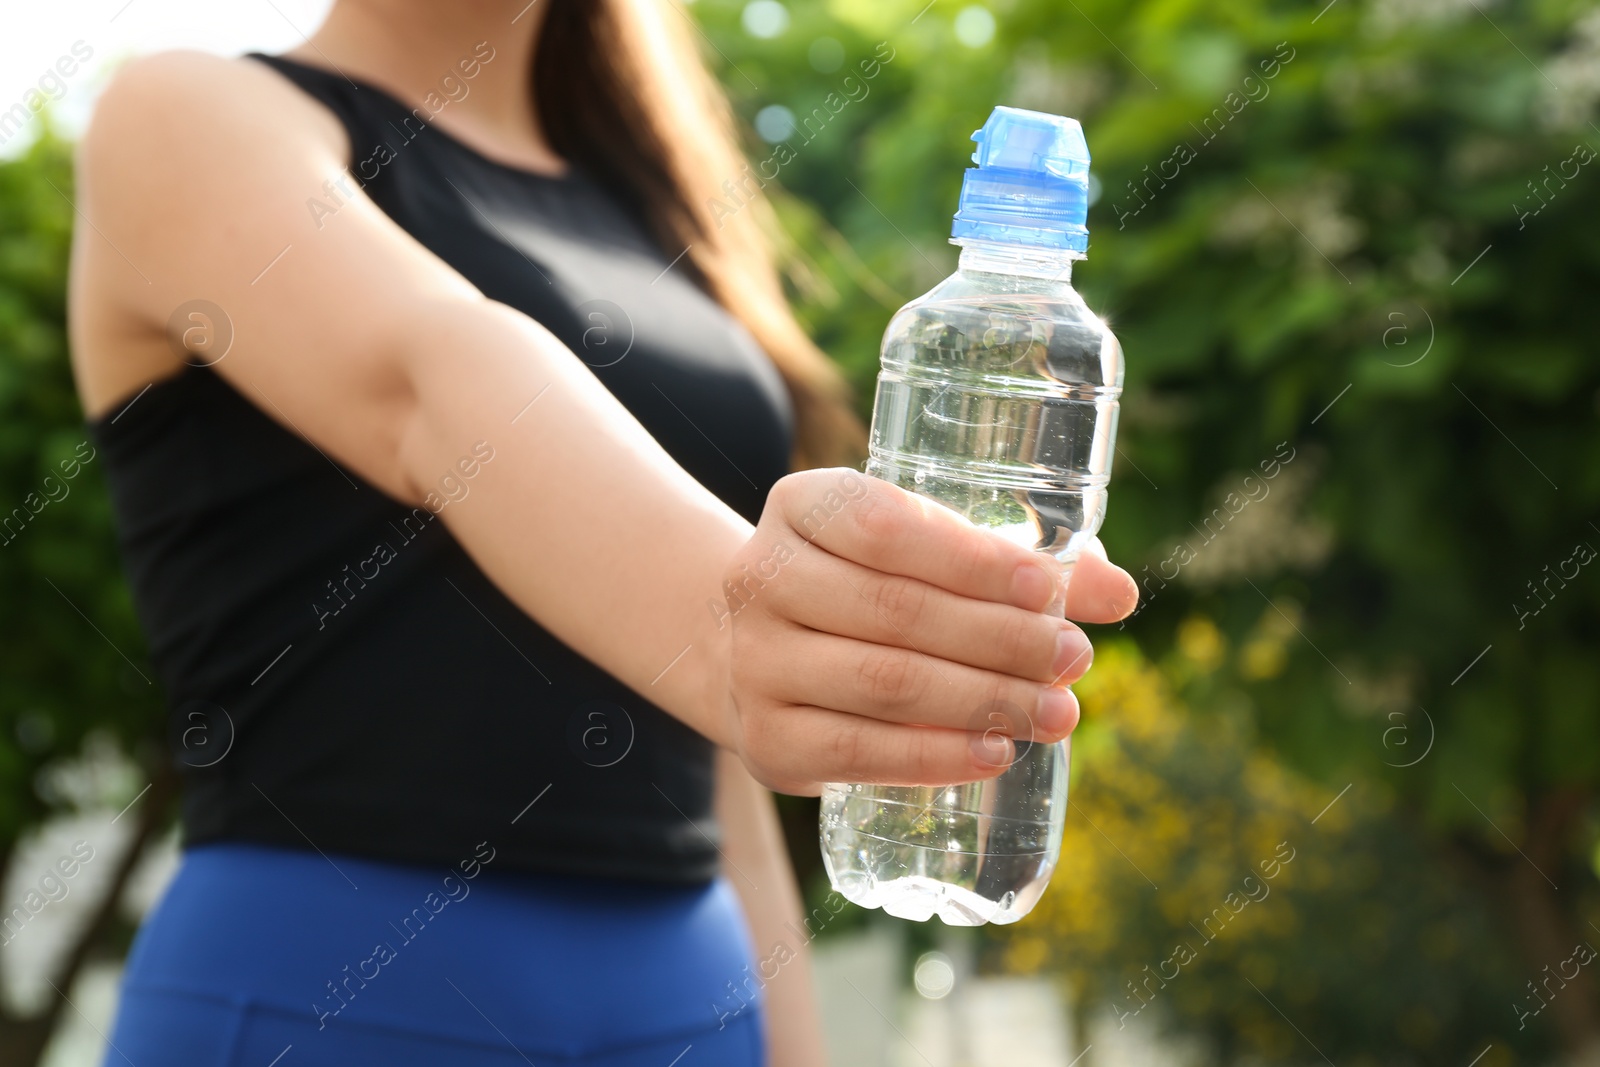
[951,106,1090,254]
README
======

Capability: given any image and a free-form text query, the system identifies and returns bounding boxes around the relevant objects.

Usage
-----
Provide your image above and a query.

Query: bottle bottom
[821,830,1054,926]
[819,743,1068,927]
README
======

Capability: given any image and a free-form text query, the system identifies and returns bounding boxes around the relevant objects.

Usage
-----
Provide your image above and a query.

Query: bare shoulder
[75,50,352,270]
[81,50,345,174]
[70,51,349,416]
[68,46,479,499]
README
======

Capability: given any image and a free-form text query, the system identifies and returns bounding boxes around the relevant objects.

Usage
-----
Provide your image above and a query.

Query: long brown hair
[533,0,865,471]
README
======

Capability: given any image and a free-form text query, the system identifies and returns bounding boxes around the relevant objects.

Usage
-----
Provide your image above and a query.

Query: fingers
[742,469,1133,792]
[1064,547,1140,624]
[770,543,1094,686]
[771,469,1062,613]
[749,621,1081,741]
[744,704,1020,791]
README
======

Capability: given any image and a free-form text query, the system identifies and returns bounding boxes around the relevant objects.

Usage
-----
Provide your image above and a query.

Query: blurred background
[2,0,1597,1064]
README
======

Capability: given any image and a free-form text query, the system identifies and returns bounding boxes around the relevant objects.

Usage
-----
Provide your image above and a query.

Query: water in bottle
[820,106,1124,926]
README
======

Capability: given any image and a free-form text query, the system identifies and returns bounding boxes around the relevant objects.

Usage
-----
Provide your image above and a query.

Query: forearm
[395,298,748,746]
[714,749,828,1067]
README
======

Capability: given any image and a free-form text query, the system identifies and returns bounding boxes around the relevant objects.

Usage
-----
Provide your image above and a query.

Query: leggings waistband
[115,842,763,1057]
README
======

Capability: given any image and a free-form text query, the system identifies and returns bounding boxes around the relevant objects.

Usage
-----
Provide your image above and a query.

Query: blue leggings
[104,843,765,1066]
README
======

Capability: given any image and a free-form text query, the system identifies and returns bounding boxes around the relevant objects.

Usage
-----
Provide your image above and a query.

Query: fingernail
[1036,686,1079,737]
[1010,560,1053,607]
[1052,627,1093,681]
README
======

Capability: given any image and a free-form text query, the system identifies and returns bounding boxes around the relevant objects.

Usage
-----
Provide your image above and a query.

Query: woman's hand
[722,469,1138,795]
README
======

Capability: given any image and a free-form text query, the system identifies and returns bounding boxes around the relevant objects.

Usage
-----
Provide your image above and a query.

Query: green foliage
[697,0,1600,1059]
[1011,632,1540,1064]
[0,133,161,850]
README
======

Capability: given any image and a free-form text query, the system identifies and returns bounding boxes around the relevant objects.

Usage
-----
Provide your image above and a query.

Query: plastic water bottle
[819,107,1124,926]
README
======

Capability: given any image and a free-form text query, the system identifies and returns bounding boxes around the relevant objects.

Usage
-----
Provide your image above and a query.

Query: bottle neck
[956,239,1082,282]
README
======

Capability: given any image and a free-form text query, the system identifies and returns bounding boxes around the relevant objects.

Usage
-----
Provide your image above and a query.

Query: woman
[68,1,1137,1063]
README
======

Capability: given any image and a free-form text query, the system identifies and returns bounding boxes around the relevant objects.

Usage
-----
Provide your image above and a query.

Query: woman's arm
[78,54,758,739]
[72,52,1136,794]
[714,750,828,1067]
[72,51,749,744]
